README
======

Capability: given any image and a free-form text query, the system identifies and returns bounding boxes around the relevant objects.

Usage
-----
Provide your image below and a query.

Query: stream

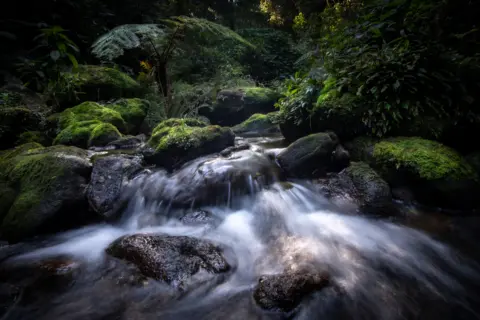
[1,135,480,320]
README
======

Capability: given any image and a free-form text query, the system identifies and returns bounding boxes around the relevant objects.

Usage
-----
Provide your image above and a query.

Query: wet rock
[133,148,279,208]
[254,270,330,312]
[0,144,94,242]
[106,135,144,150]
[338,162,392,214]
[277,132,348,178]
[106,234,230,289]
[87,154,144,219]
[219,143,250,157]
[180,210,218,226]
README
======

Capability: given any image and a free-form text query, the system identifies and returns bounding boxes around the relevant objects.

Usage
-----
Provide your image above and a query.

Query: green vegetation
[105,98,148,132]
[54,120,122,148]
[373,137,475,181]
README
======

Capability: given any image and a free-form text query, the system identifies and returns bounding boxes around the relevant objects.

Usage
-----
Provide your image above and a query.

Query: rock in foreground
[0,143,93,242]
[106,234,230,289]
[254,270,330,312]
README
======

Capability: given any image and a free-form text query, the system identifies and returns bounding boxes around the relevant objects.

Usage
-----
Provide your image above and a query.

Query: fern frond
[91,24,166,61]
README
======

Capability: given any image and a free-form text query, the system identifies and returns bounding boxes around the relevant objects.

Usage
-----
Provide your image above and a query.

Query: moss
[0,145,90,241]
[16,131,50,146]
[54,120,122,148]
[0,107,43,148]
[146,118,234,169]
[60,65,143,107]
[372,137,475,181]
[105,98,148,133]
[233,112,279,134]
[89,123,122,147]
[242,87,279,103]
[58,101,126,132]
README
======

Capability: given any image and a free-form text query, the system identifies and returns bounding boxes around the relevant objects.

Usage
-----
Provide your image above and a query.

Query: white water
[6,137,480,320]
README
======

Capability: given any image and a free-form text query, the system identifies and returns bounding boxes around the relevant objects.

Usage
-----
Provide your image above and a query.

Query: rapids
[2,136,480,320]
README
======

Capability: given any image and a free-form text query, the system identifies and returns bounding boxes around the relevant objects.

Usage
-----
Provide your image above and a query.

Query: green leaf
[67,53,79,70]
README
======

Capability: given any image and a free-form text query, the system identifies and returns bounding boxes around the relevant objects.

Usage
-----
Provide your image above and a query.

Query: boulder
[87,155,144,219]
[106,234,230,289]
[346,137,480,210]
[133,147,279,208]
[104,98,148,134]
[337,162,392,214]
[145,118,235,170]
[58,65,143,108]
[0,144,93,242]
[54,120,122,149]
[0,107,43,149]
[200,87,279,126]
[232,112,279,136]
[179,210,219,226]
[15,131,50,146]
[106,135,145,150]
[253,270,330,312]
[277,132,349,178]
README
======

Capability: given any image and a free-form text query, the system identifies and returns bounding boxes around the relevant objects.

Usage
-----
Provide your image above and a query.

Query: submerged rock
[254,270,330,312]
[87,154,144,219]
[347,136,480,210]
[200,87,279,126]
[277,132,349,178]
[106,234,230,289]
[145,118,235,170]
[180,210,219,226]
[0,144,93,242]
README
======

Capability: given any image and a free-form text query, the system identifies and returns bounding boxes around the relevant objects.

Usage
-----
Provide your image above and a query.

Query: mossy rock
[0,107,44,149]
[346,136,479,210]
[200,87,280,126]
[466,152,480,177]
[54,120,122,149]
[58,101,127,133]
[15,131,51,146]
[232,112,279,136]
[277,132,345,178]
[59,65,143,108]
[0,144,93,242]
[146,118,234,170]
[105,98,148,133]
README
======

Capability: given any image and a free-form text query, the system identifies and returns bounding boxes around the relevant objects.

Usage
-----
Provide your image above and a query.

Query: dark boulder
[87,154,144,219]
[200,87,279,126]
[253,270,330,312]
[232,112,280,137]
[0,144,93,242]
[106,234,230,289]
[337,162,392,214]
[277,132,349,178]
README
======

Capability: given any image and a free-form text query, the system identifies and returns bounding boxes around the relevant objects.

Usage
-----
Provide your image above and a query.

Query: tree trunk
[156,61,169,98]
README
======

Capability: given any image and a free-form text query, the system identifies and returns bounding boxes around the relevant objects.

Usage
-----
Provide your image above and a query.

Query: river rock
[347,136,480,210]
[106,234,230,289]
[277,132,349,178]
[0,144,93,242]
[145,118,235,170]
[180,210,219,226]
[133,147,279,208]
[253,270,330,312]
[199,87,279,126]
[87,154,144,219]
[232,112,280,136]
[338,162,392,214]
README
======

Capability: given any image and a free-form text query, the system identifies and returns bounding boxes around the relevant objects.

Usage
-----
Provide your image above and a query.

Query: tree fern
[91,17,254,62]
[91,24,166,61]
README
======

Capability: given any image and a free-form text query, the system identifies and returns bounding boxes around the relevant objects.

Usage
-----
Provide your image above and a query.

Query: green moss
[373,137,475,181]
[0,145,89,240]
[16,131,50,146]
[54,120,121,148]
[233,112,279,133]
[58,101,126,132]
[105,98,148,132]
[242,87,279,103]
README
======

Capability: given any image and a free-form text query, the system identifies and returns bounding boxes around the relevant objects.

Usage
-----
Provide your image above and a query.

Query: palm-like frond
[91,24,166,61]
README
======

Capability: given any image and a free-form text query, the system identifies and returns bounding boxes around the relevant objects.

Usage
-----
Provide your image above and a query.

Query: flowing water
[1,136,480,320]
